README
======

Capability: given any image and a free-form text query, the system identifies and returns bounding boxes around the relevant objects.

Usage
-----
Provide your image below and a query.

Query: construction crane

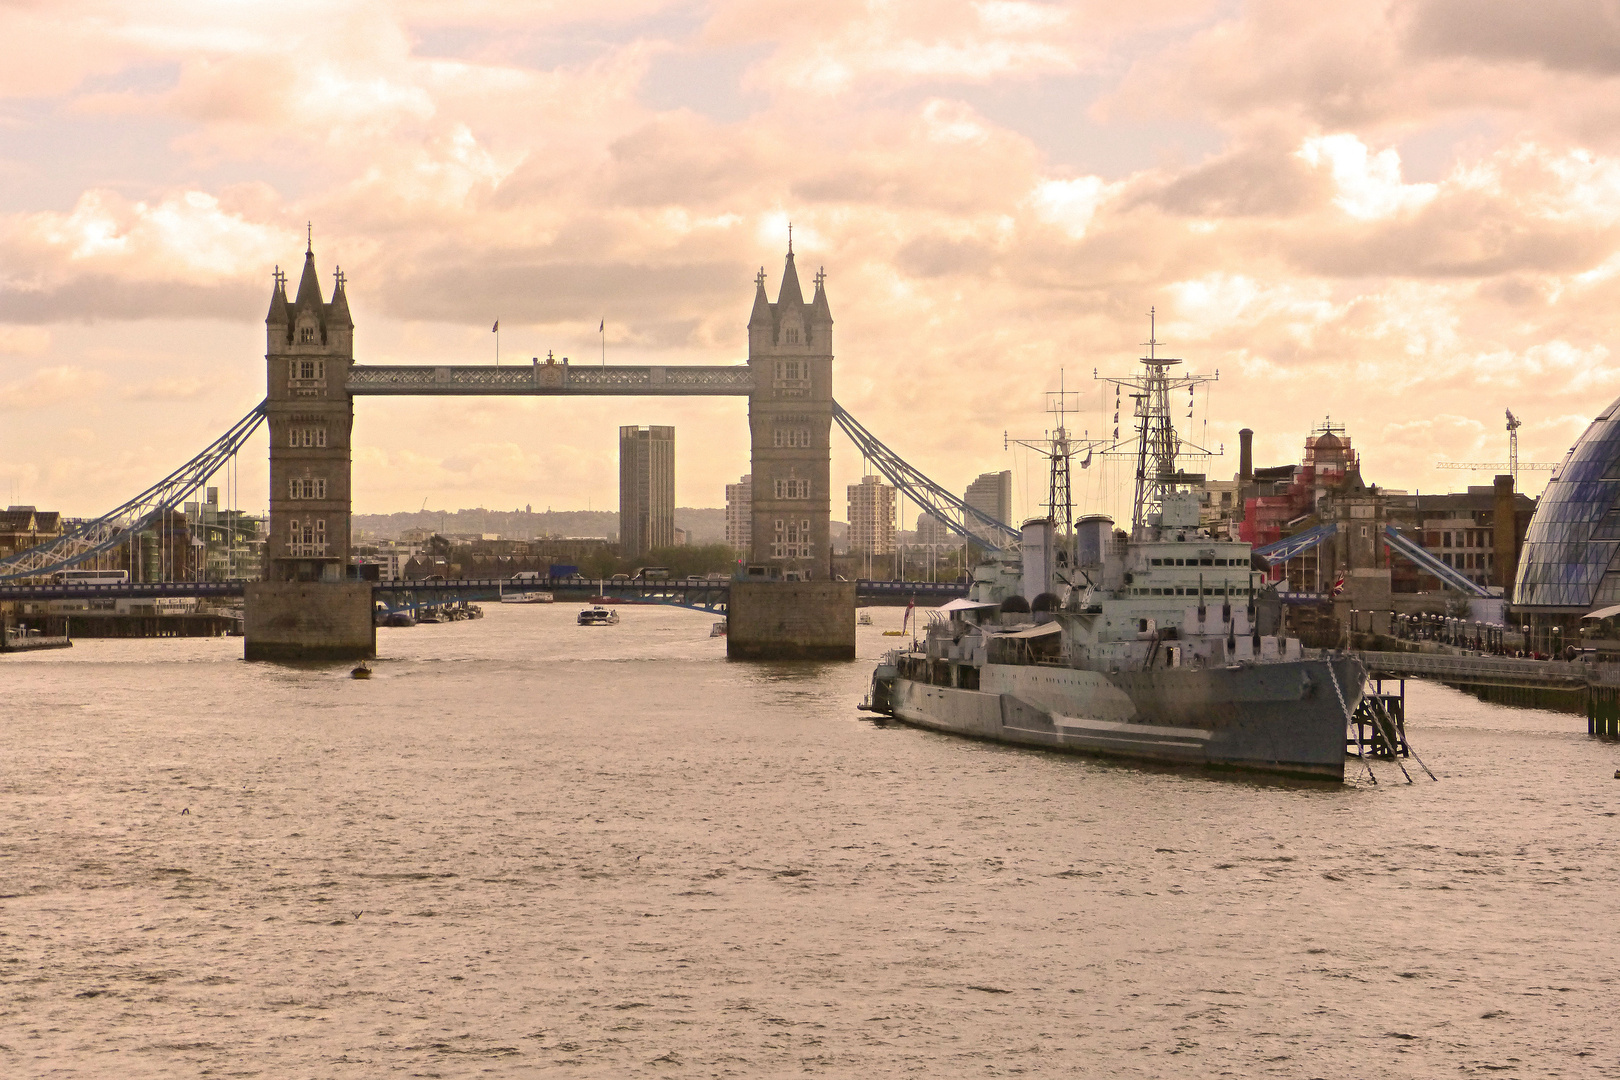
[1435,408,1557,486]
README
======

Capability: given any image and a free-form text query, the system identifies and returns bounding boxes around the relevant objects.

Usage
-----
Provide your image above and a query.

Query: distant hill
[352,507,728,544]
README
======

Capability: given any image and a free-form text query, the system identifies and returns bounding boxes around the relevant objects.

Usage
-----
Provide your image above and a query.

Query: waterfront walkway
[1353,651,1600,689]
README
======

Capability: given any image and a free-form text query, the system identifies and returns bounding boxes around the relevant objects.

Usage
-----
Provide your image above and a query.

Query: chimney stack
[1239,428,1254,487]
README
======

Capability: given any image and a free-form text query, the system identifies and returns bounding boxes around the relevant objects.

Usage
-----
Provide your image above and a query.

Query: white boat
[710,619,728,637]
[857,611,873,625]
[501,591,554,604]
[578,606,620,626]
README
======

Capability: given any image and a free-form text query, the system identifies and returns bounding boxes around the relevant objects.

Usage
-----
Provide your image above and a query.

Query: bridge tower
[745,243,834,580]
[245,242,373,661]
[263,243,354,582]
[728,243,853,659]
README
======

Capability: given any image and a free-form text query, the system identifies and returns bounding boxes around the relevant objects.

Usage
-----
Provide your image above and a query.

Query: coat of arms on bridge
[537,352,566,388]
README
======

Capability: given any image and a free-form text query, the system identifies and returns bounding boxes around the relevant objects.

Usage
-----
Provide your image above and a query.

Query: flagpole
[492,319,500,367]
[600,318,605,367]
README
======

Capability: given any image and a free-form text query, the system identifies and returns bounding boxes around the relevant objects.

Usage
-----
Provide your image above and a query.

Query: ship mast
[1048,371,1075,547]
[1006,371,1102,574]
[1097,310,1219,534]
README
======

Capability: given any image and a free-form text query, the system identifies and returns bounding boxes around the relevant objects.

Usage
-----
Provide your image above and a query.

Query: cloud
[1140,139,1328,218]
[0,326,50,355]
[0,189,285,322]
[1297,134,1436,220]
[123,376,206,401]
[712,0,1089,96]
[0,366,106,410]
[1403,0,1620,75]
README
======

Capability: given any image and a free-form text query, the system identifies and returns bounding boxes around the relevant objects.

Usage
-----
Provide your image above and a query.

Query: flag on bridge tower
[1331,574,1346,597]
[491,320,498,332]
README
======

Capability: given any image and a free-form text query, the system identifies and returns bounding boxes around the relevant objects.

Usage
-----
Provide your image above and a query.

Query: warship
[863,324,1363,781]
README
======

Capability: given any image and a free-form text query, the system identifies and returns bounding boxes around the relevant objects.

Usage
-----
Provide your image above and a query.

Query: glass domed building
[1513,397,1620,623]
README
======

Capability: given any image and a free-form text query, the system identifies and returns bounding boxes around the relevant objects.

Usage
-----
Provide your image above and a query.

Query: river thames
[2,603,1617,1077]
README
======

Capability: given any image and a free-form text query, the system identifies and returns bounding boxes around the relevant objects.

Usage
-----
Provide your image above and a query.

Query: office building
[964,470,1012,538]
[847,474,896,555]
[619,425,675,560]
[725,474,752,553]
[915,511,952,546]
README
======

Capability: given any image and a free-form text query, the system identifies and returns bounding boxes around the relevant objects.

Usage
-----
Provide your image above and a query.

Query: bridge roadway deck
[0,578,969,604]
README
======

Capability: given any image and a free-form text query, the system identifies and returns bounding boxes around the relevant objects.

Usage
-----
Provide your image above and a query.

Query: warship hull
[882,655,1363,781]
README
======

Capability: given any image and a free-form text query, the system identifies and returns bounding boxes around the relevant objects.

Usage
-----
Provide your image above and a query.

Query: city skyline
[5,2,1620,529]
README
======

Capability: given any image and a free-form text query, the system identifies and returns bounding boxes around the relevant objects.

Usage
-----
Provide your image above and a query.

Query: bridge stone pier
[243,242,853,662]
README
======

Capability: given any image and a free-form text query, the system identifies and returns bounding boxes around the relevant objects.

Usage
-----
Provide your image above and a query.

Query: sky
[5,0,1620,526]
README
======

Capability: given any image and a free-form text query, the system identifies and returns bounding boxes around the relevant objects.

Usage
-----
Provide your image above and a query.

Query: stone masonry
[746,244,834,581]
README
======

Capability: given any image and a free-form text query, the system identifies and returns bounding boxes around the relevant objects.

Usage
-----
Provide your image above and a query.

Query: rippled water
[2,603,1618,1077]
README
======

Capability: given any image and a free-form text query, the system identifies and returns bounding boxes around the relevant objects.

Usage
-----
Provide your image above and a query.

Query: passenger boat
[863,327,1363,782]
[578,606,620,626]
[501,591,554,604]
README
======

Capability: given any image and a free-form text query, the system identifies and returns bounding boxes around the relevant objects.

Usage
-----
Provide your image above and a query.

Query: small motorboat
[383,611,416,628]
[578,606,620,626]
[710,619,727,637]
[351,663,372,679]
[857,611,873,626]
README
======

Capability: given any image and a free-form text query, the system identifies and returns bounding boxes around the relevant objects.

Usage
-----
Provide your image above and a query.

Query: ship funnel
[1020,518,1054,603]
[1076,514,1112,569]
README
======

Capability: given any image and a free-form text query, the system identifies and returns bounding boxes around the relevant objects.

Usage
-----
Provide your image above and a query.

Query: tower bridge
[252,239,846,660]
[1,243,1013,662]
[263,241,832,595]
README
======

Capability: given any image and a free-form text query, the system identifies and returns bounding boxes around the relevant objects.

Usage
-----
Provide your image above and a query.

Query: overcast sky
[4,0,1620,525]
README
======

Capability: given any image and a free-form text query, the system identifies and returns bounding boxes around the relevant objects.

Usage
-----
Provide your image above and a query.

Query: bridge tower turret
[746,243,834,580]
[263,243,354,582]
